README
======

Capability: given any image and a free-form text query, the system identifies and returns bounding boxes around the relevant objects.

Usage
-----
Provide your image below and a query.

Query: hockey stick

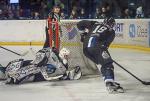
[113,60,150,85]
[0,46,28,56]
[29,42,37,55]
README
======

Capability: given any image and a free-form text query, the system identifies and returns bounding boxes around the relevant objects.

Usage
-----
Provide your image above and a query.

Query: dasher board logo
[63,23,77,40]
[129,24,148,38]
[114,23,124,38]
[129,24,136,38]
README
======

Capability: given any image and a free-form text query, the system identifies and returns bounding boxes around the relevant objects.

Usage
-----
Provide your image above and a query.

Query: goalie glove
[60,66,82,80]
[68,66,82,80]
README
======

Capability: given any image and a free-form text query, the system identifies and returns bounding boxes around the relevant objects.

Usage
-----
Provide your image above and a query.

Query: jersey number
[92,25,107,33]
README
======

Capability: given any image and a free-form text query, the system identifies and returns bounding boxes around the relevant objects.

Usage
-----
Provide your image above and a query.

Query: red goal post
[47,18,60,50]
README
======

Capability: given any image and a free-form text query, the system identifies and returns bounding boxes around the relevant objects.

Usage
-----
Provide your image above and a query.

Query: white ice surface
[0,46,150,101]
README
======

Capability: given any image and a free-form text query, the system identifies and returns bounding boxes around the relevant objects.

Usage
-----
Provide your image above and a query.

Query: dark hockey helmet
[103,17,116,28]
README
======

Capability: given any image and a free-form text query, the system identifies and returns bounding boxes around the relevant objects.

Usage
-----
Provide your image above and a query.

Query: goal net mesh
[60,20,98,75]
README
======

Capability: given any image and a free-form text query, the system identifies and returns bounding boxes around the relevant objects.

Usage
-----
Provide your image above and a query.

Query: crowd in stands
[0,0,150,20]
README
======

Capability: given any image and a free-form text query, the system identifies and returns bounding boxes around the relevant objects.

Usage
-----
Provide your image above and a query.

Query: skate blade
[107,87,125,94]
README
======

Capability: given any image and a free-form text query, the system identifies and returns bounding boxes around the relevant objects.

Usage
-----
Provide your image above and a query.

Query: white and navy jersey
[77,20,115,48]
[34,48,67,77]
[5,48,67,84]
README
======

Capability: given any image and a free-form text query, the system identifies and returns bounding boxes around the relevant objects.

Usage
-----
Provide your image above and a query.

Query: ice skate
[106,82,124,94]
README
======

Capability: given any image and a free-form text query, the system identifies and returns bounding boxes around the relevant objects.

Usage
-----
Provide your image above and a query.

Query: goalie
[1,47,82,84]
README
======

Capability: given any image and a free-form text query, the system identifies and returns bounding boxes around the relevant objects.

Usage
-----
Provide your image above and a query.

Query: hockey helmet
[59,48,70,59]
[59,48,70,64]
[103,17,116,28]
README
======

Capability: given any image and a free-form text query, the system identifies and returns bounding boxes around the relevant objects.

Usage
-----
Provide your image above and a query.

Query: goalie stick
[29,42,36,55]
[0,46,29,56]
[113,60,150,85]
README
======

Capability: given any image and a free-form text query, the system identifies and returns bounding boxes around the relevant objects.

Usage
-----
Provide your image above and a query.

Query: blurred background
[0,0,150,20]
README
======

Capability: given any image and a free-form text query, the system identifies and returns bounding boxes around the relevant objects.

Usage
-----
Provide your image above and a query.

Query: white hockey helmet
[59,48,70,64]
[59,48,70,59]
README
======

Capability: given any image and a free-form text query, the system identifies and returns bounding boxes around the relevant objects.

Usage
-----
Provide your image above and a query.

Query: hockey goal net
[48,19,98,75]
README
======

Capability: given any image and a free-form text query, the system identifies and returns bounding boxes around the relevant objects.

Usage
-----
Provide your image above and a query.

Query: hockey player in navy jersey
[77,17,124,93]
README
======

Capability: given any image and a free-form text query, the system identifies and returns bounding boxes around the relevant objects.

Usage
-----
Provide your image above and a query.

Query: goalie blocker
[3,47,82,84]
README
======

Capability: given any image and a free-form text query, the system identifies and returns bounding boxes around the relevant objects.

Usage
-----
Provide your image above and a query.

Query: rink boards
[0,19,150,74]
[0,19,150,49]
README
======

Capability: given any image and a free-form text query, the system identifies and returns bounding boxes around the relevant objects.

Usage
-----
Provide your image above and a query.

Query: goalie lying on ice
[1,47,82,84]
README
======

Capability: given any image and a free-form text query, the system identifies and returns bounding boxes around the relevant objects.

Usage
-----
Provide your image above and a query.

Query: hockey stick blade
[142,81,150,85]
[113,60,150,85]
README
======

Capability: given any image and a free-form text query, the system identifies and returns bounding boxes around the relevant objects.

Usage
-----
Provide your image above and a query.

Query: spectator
[19,0,31,19]
[10,4,20,19]
[143,0,150,18]
[78,8,86,19]
[105,3,112,17]
[34,12,40,19]
[99,7,107,19]
[94,7,101,19]
[69,6,78,19]
[122,8,131,19]
[40,1,48,19]
[19,8,24,19]
[0,0,8,19]
[136,5,144,18]
[0,9,3,19]
[30,0,41,19]
[128,2,136,18]
[60,12,66,19]
[69,9,78,19]
[0,0,150,19]
[8,6,14,19]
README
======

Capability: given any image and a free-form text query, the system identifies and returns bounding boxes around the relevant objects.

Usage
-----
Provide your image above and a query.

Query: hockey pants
[83,47,114,82]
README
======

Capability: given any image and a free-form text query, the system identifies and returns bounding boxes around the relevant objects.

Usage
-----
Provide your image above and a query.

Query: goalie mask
[59,48,70,65]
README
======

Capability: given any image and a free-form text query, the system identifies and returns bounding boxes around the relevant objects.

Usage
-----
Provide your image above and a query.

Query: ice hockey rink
[0,46,150,101]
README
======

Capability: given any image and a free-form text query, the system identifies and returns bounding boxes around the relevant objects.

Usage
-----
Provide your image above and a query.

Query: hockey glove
[80,32,87,42]
[100,45,108,50]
